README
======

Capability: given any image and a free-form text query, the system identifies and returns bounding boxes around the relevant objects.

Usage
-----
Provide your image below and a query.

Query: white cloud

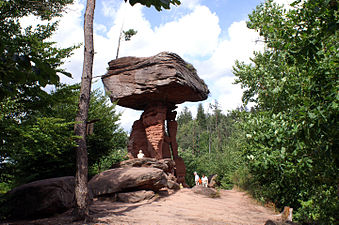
[101,0,121,18]
[101,4,221,60]
[94,23,107,33]
[46,1,265,130]
[198,20,264,80]
[182,20,264,114]
[214,76,244,111]
[151,5,220,57]
[179,0,202,10]
[46,0,85,84]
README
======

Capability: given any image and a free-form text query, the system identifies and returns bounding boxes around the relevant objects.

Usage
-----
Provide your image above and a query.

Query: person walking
[201,174,208,187]
[194,171,200,186]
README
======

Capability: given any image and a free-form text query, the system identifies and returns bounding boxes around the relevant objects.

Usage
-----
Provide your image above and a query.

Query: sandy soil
[7,188,279,225]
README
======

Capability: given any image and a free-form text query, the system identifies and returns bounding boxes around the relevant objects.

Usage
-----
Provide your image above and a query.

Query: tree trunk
[74,0,95,221]
[116,28,123,59]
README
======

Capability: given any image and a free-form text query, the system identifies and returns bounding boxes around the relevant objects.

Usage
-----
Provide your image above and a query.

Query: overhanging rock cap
[102,52,210,110]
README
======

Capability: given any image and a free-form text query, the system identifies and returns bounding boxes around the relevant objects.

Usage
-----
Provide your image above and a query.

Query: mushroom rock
[102,52,209,187]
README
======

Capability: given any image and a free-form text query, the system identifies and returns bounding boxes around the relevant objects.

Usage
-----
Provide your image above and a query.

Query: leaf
[57,70,72,78]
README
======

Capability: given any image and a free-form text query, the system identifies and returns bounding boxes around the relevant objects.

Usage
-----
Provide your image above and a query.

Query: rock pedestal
[102,52,209,186]
[126,103,187,186]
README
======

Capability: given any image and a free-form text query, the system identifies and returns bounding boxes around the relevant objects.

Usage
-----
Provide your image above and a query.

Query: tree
[0,0,76,192]
[125,0,181,11]
[86,89,128,173]
[74,0,181,220]
[116,28,138,59]
[233,0,338,222]
[196,103,207,129]
[0,84,127,189]
[176,104,244,188]
[73,0,95,220]
[0,0,76,100]
[177,106,193,125]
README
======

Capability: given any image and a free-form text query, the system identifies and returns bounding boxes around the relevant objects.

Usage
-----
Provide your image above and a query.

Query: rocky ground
[7,188,280,225]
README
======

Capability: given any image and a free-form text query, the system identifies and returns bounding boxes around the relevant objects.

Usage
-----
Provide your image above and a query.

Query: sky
[34,0,292,132]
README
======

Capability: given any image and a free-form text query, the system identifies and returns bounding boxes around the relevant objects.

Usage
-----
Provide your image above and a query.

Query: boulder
[3,176,75,219]
[89,167,167,197]
[117,190,155,203]
[102,52,209,110]
[112,158,175,174]
[112,157,158,168]
[192,185,220,198]
[167,180,180,190]
[208,174,218,188]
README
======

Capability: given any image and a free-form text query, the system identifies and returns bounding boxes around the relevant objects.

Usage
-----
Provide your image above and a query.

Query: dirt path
[91,188,278,225]
[9,188,279,225]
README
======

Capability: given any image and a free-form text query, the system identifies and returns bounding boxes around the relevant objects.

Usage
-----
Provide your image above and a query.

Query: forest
[0,0,338,224]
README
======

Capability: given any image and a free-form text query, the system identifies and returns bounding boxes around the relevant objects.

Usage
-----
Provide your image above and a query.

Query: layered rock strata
[102,52,209,110]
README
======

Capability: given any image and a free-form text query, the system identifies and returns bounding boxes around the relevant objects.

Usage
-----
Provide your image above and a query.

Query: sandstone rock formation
[102,52,209,110]
[192,185,220,198]
[117,190,155,203]
[89,167,167,197]
[112,157,175,174]
[3,176,75,219]
[112,158,180,191]
[102,52,209,186]
[89,158,180,203]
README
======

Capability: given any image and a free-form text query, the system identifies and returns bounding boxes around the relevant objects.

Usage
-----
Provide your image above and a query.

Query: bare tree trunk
[116,28,123,59]
[74,0,95,221]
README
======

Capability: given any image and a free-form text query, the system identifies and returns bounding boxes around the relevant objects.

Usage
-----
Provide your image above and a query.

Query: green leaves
[125,0,180,11]
[233,0,338,223]
[123,29,138,41]
[177,104,244,188]
[0,0,77,100]
[0,84,127,187]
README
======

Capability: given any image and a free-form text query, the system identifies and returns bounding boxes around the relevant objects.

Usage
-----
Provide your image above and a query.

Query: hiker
[194,171,200,186]
[201,174,208,187]
[137,150,144,158]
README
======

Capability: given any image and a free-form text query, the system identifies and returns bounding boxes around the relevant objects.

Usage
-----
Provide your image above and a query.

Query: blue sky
[26,0,290,131]
[143,0,261,32]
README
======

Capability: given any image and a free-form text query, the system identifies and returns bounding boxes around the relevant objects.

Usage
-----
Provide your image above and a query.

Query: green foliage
[0,0,74,19]
[196,103,207,129]
[177,105,243,188]
[89,148,129,177]
[0,90,79,185]
[86,89,128,176]
[0,0,77,100]
[123,29,137,41]
[0,182,11,195]
[0,84,127,188]
[295,185,339,224]
[177,106,192,125]
[233,0,338,223]
[12,117,78,184]
[125,0,180,11]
